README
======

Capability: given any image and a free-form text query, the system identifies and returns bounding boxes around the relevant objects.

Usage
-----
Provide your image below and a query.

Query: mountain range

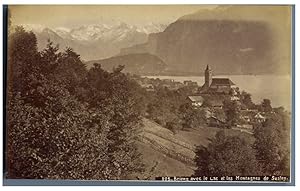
[119,6,291,75]
[21,6,291,75]
[21,22,168,61]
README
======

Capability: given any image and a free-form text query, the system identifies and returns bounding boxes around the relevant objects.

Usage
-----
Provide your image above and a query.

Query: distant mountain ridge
[20,22,168,61]
[85,53,167,75]
[119,6,291,75]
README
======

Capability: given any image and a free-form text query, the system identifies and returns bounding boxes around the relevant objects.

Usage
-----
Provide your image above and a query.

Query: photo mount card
[2,4,295,186]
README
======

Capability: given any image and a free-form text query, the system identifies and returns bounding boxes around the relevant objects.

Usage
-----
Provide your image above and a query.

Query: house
[162,79,174,83]
[199,65,236,94]
[240,110,255,123]
[191,94,226,109]
[254,112,266,122]
[141,84,155,92]
[187,96,204,107]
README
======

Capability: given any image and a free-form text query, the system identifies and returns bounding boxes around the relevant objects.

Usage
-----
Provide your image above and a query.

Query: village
[133,65,268,134]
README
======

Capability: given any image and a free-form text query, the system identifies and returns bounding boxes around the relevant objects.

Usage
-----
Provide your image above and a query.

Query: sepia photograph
[2,4,294,185]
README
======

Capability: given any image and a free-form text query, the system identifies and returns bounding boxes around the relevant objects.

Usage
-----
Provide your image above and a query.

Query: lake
[146,75,292,111]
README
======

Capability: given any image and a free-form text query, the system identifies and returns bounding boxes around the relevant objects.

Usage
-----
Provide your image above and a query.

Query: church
[186,65,237,109]
[199,65,235,94]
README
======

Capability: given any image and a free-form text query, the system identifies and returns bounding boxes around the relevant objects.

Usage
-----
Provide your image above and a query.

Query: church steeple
[205,65,212,87]
[206,64,210,70]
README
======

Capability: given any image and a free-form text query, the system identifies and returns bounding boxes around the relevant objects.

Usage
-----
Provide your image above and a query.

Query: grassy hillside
[137,118,253,179]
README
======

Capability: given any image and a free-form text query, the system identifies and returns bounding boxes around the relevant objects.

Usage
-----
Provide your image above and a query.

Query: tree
[40,40,61,74]
[7,90,111,179]
[146,102,166,125]
[240,91,255,109]
[7,31,111,179]
[7,29,144,180]
[223,100,241,127]
[260,99,272,112]
[165,121,180,134]
[143,85,185,127]
[194,131,260,176]
[55,47,87,97]
[179,102,207,129]
[202,99,212,108]
[253,112,290,176]
[213,109,226,123]
[8,26,41,98]
[85,64,144,179]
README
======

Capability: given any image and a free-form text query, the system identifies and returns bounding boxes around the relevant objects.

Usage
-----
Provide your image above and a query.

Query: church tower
[205,64,212,87]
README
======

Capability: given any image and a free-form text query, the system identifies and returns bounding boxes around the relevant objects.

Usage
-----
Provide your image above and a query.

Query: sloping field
[137,118,253,179]
[136,141,194,179]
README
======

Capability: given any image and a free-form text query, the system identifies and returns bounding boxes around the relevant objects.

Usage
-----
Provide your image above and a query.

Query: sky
[9,5,217,28]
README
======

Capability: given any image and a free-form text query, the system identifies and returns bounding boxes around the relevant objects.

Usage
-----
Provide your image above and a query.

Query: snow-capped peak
[54,27,71,33]
[18,21,168,42]
[136,22,168,34]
